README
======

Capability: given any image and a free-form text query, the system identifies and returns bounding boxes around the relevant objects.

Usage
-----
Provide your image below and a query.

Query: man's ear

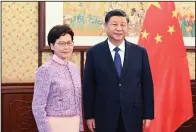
[104,23,107,28]
[104,23,108,32]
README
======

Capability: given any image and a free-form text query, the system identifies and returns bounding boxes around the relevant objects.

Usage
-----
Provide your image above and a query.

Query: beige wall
[2,2,195,83]
[2,2,81,83]
[2,2,38,82]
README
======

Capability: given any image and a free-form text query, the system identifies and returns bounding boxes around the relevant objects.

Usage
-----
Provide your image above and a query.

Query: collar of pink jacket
[52,54,68,65]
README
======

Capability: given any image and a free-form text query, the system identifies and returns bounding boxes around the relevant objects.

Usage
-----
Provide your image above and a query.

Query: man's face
[104,16,128,43]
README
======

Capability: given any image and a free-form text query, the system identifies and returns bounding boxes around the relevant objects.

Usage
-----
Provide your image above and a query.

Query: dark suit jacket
[82,39,154,132]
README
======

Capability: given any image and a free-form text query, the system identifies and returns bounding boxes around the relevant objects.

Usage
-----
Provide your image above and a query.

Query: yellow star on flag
[172,10,178,18]
[167,25,175,35]
[148,2,161,9]
[141,29,149,39]
[154,34,162,44]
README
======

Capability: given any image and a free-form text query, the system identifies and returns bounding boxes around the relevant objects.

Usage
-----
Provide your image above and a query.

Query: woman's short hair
[47,24,74,47]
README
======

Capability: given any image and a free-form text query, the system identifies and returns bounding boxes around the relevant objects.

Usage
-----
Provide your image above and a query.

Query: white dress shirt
[108,39,125,67]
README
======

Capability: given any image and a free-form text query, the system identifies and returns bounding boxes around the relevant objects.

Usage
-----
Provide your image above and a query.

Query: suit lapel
[103,39,133,79]
[103,40,119,78]
[121,40,133,79]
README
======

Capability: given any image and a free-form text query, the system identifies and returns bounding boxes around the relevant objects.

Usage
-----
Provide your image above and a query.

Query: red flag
[138,2,193,132]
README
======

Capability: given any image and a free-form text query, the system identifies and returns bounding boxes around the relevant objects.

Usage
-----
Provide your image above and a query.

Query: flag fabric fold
[138,2,193,132]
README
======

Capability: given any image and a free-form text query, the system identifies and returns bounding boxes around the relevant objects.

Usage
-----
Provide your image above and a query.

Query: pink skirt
[48,115,80,132]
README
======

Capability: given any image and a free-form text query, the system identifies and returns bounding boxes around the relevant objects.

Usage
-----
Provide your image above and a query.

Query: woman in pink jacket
[32,24,84,132]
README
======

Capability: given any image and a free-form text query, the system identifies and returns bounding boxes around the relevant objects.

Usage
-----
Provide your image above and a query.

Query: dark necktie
[114,47,122,77]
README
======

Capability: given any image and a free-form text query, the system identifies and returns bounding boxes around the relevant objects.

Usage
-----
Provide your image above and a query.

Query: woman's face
[51,34,74,60]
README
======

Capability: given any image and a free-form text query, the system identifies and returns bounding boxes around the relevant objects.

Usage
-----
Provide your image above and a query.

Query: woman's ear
[50,43,54,50]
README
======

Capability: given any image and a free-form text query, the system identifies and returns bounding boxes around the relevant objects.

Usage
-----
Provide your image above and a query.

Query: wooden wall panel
[2,84,37,132]
[176,80,196,132]
[2,80,196,132]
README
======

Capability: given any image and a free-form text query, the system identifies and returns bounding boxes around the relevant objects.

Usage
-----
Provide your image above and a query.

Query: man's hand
[87,119,96,132]
[143,119,151,130]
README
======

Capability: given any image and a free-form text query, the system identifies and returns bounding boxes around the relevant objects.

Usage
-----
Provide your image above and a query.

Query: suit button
[119,84,121,87]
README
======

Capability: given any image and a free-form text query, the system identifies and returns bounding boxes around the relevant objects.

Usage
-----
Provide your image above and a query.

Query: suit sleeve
[32,67,52,132]
[82,49,96,119]
[141,49,154,119]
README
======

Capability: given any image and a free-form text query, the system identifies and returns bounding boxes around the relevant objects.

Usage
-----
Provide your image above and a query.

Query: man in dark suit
[82,9,154,132]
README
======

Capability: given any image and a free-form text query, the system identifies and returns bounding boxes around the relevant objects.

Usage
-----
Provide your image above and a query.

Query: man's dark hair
[105,9,129,24]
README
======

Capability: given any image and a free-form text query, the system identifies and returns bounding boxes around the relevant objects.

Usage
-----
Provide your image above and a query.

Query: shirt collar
[108,39,125,52]
[52,54,67,65]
